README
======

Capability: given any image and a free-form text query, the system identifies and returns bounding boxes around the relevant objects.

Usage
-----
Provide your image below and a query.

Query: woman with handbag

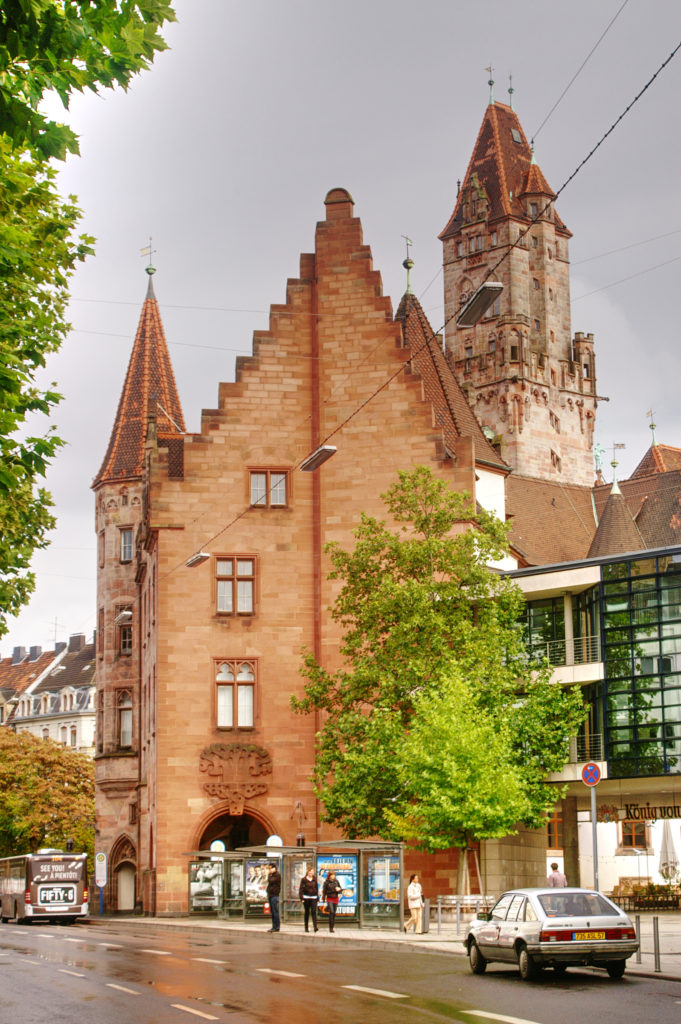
[322,870,342,933]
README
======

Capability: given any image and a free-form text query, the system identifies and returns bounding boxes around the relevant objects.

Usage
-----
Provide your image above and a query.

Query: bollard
[653,916,661,973]
[456,898,461,936]
[635,914,641,964]
[437,895,442,935]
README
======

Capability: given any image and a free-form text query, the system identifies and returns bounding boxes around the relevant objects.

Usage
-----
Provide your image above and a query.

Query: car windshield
[538,892,619,917]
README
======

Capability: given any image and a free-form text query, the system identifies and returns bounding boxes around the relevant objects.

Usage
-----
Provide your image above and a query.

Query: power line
[533,0,631,141]
[573,254,681,301]
[572,228,681,266]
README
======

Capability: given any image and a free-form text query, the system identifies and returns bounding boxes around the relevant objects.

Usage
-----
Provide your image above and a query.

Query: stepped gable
[395,291,507,472]
[631,444,681,478]
[588,480,646,558]
[439,101,569,239]
[92,273,186,488]
[505,475,596,566]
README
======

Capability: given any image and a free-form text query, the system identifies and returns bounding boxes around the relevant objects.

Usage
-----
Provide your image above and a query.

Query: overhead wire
[532,0,631,141]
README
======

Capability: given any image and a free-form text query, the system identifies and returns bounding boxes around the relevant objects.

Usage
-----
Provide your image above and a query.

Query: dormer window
[511,128,522,144]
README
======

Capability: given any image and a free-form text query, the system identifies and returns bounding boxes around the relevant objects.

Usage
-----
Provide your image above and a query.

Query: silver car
[465,887,639,981]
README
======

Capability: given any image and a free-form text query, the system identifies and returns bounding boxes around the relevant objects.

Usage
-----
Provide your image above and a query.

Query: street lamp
[456,281,503,327]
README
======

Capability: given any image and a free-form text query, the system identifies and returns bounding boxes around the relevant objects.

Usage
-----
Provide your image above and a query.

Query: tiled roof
[439,102,569,239]
[505,475,597,565]
[588,484,646,558]
[394,291,508,472]
[92,275,185,487]
[33,643,95,694]
[594,470,681,550]
[631,444,681,478]
[0,649,58,699]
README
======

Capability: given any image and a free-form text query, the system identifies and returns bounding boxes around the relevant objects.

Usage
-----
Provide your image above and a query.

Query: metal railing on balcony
[536,635,601,667]
[569,733,604,763]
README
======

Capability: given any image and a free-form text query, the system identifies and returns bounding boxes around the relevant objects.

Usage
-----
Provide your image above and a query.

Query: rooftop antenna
[646,408,657,446]
[140,236,157,277]
[485,65,495,105]
[48,617,65,644]
[508,72,514,109]
[401,235,414,294]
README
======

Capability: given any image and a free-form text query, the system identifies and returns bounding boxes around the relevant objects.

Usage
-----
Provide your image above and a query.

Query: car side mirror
[477,911,491,921]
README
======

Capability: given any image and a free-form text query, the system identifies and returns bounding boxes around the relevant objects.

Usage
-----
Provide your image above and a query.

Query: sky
[3,0,681,656]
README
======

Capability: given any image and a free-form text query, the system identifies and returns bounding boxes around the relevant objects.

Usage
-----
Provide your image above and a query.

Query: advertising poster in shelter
[245,858,271,908]
[367,855,400,903]
[189,860,223,911]
[317,854,358,917]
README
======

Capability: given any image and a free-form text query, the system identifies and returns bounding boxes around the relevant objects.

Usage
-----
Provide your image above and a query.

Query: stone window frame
[119,526,134,563]
[214,659,257,730]
[116,688,133,749]
[249,469,289,509]
[215,556,257,617]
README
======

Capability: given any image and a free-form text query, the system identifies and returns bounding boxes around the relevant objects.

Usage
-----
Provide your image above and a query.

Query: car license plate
[573,931,605,940]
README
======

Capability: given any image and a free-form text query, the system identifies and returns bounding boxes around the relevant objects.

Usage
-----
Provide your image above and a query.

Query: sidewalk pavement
[83,910,681,983]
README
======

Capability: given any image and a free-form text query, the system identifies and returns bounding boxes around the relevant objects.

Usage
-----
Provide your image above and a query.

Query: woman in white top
[404,873,423,933]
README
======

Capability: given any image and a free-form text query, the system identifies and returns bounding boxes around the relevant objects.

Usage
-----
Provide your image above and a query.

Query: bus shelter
[187,839,404,930]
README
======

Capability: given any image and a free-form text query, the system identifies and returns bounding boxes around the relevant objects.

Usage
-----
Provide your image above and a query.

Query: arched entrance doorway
[198,812,268,851]
[116,863,136,911]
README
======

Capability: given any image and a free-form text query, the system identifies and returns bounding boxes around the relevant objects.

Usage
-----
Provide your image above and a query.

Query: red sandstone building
[93,99,680,913]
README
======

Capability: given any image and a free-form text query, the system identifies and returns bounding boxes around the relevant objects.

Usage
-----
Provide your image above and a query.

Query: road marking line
[467,1012,543,1024]
[140,948,172,955]
[63,938,82,943]
[192,957,228,965]
[170,1005,218,1020]
[98,942,123,948]
[342,984,407,1000]
[107,983,141,995]
[257,967,306,978]
[59,969,85,977]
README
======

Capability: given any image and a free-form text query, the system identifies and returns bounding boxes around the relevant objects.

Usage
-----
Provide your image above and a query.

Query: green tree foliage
[0,1,175,631]
[0,729,94,860]
[292,466,586,850]
[0,0,176,160]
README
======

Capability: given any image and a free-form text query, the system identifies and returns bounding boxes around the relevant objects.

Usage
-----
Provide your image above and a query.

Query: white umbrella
[659,819,679,880]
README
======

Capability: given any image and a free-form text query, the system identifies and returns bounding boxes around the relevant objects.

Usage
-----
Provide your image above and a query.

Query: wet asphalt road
[2,920,681,1024]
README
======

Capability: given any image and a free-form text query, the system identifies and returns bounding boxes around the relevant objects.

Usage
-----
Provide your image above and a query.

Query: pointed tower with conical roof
[440,95,598,486]
[92,270,185,882]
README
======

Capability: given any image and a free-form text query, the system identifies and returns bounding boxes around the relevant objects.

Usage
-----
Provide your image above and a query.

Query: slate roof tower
[92,269,185,908]
[440,96,599,486]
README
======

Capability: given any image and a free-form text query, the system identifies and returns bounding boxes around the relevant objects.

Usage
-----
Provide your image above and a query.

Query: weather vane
[401,235,414,294]
[611,442,626,482]
[140,236,157,276]
[647,409,657,446]
[508,72,514,109]
[485,65,494,104]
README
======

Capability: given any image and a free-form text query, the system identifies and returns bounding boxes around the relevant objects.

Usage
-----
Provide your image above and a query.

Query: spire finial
[530,138,536,164]
[611,442,626,489]
[401,235,414,295]
[140,236,156,276]
[647,409,657,446]
[485,65,494,105]
[508,72,514,109]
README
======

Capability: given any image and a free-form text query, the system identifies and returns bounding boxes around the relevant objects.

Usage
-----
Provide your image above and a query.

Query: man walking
[267,862,281,932]
[547,862,568,887]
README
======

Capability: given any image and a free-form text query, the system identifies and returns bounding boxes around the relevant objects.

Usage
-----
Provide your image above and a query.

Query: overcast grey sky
[4,0,681,655]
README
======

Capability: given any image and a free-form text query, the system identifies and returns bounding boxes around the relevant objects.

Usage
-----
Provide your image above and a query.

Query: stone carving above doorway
[199,742,273,814]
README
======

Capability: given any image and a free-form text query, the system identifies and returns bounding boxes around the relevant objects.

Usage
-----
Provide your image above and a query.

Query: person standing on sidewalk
[404,874,423,934]
[547,862,567,887]
[266,862,281,932]
[322,870,342,933]
[299,866,319,933]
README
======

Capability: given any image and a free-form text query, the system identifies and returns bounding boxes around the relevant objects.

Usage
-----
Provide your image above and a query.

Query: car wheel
[469,941,487,975]
[606,960,626,980]
[553,964,568,976]
[518,944,537,981]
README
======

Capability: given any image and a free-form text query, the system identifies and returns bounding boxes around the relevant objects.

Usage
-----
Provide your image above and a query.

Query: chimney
[12,646,26,665]
[29,645,42,662]
[55,641,67,655]
[68,633,86,653]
